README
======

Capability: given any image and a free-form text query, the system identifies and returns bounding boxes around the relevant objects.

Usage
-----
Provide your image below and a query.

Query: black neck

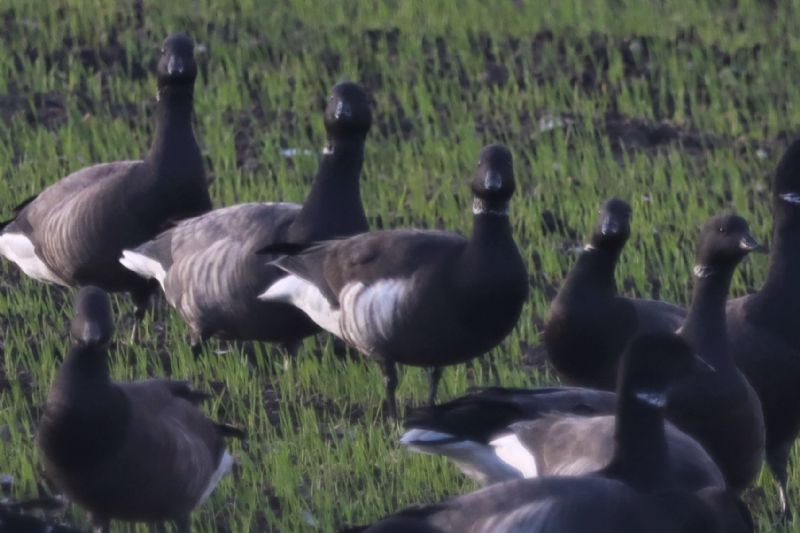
[603,389,670,491]
[290,136,368,242]
[470,209,514,247]
[146,87,199,169]
[680,264,736,368]
[562,245,622,299]
[55,344,111,389]
[760,207,800,301]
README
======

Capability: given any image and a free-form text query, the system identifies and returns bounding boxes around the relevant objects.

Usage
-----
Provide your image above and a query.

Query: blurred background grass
[1,0,798,531]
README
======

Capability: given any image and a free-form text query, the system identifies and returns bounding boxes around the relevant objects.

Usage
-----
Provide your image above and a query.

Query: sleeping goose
[120,81,371,352]
[346,334,753,533]
[259,144,529,417]
[545,197,686,390]
[0,33,211,318]
[37,287,241,532]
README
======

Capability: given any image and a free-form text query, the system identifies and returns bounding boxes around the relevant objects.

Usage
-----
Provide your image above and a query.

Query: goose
[0,33,212,319]
[259,144,529,417]
[724,138,800,518]
[345,334,753,533]
[120,81,371,352]
[545,197,686,390]
[37,287,242,532]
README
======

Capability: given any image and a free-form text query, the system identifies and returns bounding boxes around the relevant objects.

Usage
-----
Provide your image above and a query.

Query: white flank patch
[195,450,233,508]
[489,433,538,478]
[0,233,67,285]
[261,277,410,353]
[338,279,409,353]
[401,429,524,485]
[119,250,167,289]
[259,275,343,336]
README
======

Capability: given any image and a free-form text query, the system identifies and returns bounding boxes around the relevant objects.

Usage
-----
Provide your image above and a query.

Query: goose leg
[175,514,191,533]
[767,440,793,521]
[487,351,500,386]
[427,366,443,406]
[381,360,399,420]
[90,514,110,533]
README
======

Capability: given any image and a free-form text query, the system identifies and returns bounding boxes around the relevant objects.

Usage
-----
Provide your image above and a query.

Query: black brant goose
[400,386,723,490]
[668,213,766,492]
[259,144,529,417]
[0,33,211,317]
[346,334,753,533]
[726,137,800,517]
[37,287,241,532]
[120,81,371,352]
[545,197,686,390]
[402,213,765,493]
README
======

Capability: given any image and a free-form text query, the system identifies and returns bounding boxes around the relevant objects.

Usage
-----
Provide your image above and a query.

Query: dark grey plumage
[0,33,211,316]
[349,334,753,533]
[402,389,721,491]
[725,137,800,517]
[545,198,686,390]
[37,287,239,532]
[120,81,371,349]
[260,144,529,417]
[668,214,766,492]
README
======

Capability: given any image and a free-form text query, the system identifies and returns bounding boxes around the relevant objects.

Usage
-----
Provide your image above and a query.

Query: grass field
[1,0,799,531]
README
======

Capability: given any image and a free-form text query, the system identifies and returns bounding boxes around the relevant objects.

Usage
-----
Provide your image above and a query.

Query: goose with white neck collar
[120,81,372,352]
[0,33,212,317]
[544,198,687,390]
[259,144,529,418]
[726,137,800,517]
[668,213,766,493]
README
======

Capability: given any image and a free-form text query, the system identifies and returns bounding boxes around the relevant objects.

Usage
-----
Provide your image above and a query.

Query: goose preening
[37,287,242,532]
[0,33,212,318]
[402,213,765,493]
[725,137,800,518]
[346,334,753,533]
[259,144,529,417]
[545,198,686,390]
[120,81,371,352]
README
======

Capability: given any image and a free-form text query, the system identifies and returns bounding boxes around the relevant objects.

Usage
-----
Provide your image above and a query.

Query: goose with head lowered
[37,287,242,533]
[725,137,800,518]
[0,33,211,318]
[544,197,686,390]
[401,213,765,494]
[345,334,754,533]
[259,144,529,418]
[120,81,371,352]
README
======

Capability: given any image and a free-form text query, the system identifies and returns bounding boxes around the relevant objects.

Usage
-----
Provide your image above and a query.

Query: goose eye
[718,226,726,233]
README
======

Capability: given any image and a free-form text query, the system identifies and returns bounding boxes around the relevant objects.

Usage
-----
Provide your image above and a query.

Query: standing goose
[0,33,211,317]
[400,214,764,493]
[668,213,766,492]
[726,137,800,517]
[545,197,686,390]
[259,144,529,417]
[346,334,753,533]
[38,287,241,532]
[120,81,371,351]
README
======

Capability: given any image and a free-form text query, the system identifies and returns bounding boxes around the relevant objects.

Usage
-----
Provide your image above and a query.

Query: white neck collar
[473,198,509,216]
[780,192,800,204]
[693,264,713,278]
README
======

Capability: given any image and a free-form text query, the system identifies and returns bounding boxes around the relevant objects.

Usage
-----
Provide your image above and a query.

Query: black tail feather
[216,422,247,440]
